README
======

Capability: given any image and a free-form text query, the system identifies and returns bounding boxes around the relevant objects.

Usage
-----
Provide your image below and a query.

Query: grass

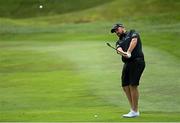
[0,0,180,122]
[0,39,180,121]
[0,0,112,18]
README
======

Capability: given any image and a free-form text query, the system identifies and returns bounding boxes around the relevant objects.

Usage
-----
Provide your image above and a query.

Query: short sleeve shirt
[116,30,144,63]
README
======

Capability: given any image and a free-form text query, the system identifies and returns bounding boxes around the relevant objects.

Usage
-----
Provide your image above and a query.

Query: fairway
[0,0,180,122]
[0,40,180,121]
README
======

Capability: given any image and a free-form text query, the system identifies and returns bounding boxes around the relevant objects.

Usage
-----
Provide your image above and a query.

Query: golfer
[111,23,145,118]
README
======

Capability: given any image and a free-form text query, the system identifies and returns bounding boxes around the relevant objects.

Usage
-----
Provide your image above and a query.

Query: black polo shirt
[116,30,144,63]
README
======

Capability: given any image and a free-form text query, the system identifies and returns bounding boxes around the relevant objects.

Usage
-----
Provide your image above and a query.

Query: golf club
[106,43,117,50]
[106,42,127,56]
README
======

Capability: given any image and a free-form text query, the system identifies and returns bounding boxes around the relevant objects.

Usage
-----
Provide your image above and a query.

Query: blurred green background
[0,0,180,122]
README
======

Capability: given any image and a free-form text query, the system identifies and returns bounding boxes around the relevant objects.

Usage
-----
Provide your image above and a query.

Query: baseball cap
[111,23,124,33]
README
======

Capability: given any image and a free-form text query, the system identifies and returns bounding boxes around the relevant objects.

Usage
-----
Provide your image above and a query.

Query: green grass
[0,40,180,121]
[0,21,180,122]
[0,0,112,18]
[0,0,180,122]
[0,0,179,24]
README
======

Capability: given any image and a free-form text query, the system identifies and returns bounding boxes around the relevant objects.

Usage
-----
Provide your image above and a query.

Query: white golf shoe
[123,110,140,118]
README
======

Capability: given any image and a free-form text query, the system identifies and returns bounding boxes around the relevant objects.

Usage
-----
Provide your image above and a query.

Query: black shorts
[121,58,145,87]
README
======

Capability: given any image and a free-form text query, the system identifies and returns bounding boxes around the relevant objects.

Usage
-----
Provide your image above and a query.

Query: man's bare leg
[123,86,133,110]
[129,85,139,112]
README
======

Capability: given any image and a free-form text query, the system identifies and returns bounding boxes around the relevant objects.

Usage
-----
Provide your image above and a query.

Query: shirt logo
[124,36,130,40]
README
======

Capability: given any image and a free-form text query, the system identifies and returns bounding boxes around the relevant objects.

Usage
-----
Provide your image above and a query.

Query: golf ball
[39,5,43,9]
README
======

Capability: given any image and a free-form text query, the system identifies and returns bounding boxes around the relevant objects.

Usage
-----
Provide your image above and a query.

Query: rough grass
[0,0,112,18]
[0,0,180,24]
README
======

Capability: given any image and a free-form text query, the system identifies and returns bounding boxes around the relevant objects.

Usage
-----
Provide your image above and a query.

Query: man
[111,23,145,118]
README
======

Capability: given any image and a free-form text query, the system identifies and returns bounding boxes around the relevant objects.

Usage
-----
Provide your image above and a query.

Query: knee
[122,86,128,92]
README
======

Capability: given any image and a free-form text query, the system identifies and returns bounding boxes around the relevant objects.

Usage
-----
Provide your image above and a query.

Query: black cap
[111,23,124,33]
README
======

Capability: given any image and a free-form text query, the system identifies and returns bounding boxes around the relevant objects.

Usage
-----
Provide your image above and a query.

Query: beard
[117,32,125,37]
[116,32,121,37]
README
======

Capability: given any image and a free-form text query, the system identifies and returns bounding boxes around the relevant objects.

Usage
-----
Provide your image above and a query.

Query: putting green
[0,41,179,121]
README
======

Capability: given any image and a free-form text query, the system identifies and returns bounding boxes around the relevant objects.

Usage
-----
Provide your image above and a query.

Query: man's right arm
[117,47,127,56]
[116,41,127,56]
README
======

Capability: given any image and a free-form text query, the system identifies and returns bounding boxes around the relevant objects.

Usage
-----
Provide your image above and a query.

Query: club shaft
[107,43,126,56]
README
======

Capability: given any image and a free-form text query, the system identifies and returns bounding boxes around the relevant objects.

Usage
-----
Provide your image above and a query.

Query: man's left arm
[127,37,137,53]
[125,38,137,58]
